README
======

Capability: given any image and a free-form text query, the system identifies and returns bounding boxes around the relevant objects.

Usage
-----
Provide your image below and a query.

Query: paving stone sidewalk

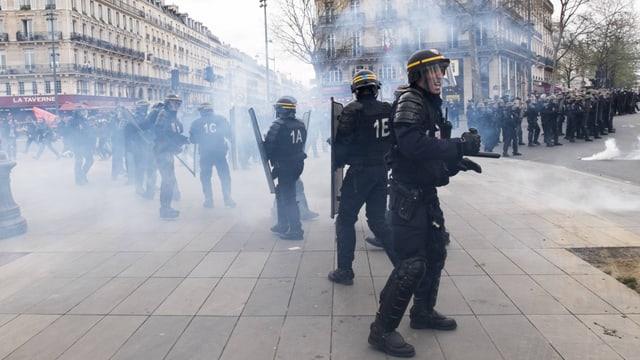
[1,137,639,360]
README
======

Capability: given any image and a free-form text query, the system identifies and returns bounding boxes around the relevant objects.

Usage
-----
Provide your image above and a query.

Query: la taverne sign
[11,96,56,104]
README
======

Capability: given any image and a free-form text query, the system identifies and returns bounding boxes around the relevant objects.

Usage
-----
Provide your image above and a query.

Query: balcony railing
[0,33,8,42]
[70,32,146,60]
[15,31,63,42]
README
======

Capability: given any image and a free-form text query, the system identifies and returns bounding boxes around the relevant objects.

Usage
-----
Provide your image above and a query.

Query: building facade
[314,0,555,104]
[0,0,298,121]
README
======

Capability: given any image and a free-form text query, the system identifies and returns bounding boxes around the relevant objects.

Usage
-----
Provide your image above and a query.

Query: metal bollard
[0,151,27,239]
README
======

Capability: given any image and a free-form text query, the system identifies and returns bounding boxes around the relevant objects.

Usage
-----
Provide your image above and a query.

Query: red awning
[59,102,93,111]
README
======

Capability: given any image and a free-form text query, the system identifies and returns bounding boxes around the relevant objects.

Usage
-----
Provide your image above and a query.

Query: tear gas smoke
[581,136,640,160]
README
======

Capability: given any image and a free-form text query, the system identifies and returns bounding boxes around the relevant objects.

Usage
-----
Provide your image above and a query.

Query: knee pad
[396,257,427,293]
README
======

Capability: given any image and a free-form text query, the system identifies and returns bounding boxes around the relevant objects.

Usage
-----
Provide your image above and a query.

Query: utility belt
[390,179,437,221]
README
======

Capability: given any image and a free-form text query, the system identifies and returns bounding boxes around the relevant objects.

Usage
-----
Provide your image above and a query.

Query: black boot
[270,224,288,234]
[409,309,457,330]
[368,321,415,358]
[328,268,354,285]
[280,229,304,240]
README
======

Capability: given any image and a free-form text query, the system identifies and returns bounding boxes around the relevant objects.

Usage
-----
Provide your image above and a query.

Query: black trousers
[155,151,176,209]
[335,164,395,270]
[199,152,232,202]
[375,185,448,331]
[274,161,304,232]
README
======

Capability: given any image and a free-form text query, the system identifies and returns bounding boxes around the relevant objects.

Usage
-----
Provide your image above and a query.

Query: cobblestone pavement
[1,125,639,360]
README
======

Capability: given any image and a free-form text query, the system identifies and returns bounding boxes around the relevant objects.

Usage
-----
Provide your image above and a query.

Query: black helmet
[164,94,182,105]
[198,102,214,113]
[274,96,297,117]
[406,49,450,84]
[350,70,381,97]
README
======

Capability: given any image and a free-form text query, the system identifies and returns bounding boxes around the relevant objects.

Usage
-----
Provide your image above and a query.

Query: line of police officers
[466,88,638,156]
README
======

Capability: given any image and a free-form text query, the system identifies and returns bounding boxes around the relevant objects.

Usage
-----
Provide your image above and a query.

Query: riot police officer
[67,106,95,185]
[154,94,188,219]
[525,95,541,146]
[125,100,157,199]
[328,70,396,285]
[367,49,481,358]
[265,96,307,240]
[189,102,236,208]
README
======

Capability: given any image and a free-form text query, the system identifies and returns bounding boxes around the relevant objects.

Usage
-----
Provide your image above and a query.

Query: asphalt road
[454,112,640,186]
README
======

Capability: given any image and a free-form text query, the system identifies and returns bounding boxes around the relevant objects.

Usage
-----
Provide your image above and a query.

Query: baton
[175,153,196,177]
[469,152,501,159]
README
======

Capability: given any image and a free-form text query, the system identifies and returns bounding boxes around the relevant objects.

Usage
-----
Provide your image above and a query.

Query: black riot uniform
[265,96,307,240]
[67,107,95,185]
[367,49,481,358]
[525,96,541,146]
[125,100,157,199]
[154,94,188,219]
[189,102,236,208]
[328,70,397,286]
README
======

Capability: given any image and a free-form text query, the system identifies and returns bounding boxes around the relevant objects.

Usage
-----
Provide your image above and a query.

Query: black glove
[460,131,481,155]
[457,157,482,173]
[439,120,453,139]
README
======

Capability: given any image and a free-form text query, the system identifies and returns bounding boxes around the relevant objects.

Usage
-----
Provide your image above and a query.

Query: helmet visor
[423,62,453,94]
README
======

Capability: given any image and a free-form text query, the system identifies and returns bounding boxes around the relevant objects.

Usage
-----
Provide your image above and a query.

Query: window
[476,22,488,46]
[0,50,6,72]
[447,23,459,48]
[5,83,10,96]
[352,32,361,57]
[107,8,111,23]
[31,81,37,95]
[18,82,25,95]
[45,80,51,93]
[47,17,58,39]
[325,66,342,83]
[21,19,33,38]
[49,49,59,68]
[72,20,77,33]
[327,33,335,58]
[19,0,31,10]
[77,80,89,94]
[379,64,396,81]
[55,80,61,94]
[23,49,35,71]
[350,0,359,12]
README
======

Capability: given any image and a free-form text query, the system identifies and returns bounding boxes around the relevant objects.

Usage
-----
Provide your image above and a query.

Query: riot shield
[330,97,344,219]
[248,107,276,194]
[302,110,311,133]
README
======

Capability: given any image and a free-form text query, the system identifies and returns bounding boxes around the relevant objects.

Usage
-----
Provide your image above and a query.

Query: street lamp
[259,0,270,104]
[46,3,60,117]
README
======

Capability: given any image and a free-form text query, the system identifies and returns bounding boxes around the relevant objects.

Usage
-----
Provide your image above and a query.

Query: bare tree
[270,0,348,85]
[578,0,640,88]
[549,0,593,88]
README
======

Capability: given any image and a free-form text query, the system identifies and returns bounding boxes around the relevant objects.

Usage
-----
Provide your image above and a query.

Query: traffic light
[171,69,179,89]
[204,66,214,83]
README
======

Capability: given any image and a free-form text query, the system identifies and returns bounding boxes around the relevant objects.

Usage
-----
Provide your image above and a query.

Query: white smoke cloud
[581,138,621,160]
[581,136,640,160]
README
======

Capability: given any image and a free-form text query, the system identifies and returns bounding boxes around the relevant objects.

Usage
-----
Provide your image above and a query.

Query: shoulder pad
[394,89,424,125]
